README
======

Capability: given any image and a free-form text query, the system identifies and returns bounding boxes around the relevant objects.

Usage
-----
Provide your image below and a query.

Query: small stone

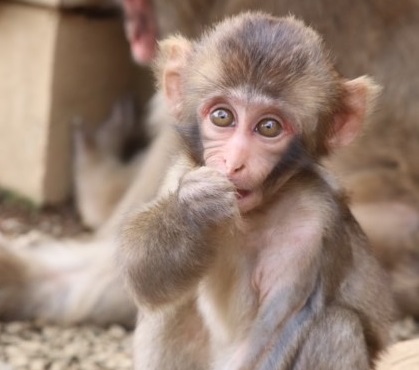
[107,325,126,340]
[8,356,28,368]
[42,326,60,338]
[19,340,42,354]
[29,359,47,370]
[0,362,13,370]
[5,322,26,335]
[49,361,68,370]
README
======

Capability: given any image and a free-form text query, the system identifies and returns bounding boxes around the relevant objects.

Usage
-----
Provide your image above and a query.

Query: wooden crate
[0,1,149,204]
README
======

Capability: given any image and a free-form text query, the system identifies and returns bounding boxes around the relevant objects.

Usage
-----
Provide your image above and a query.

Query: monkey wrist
[176,168,237,225]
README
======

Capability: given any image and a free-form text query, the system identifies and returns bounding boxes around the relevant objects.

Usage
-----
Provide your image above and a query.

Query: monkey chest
[197,249,259,344]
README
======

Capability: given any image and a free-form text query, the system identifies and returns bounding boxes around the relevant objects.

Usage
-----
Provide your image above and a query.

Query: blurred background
[1,0,419,369]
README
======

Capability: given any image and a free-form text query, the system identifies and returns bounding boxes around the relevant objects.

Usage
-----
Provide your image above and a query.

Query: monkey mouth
[236,189,251,199]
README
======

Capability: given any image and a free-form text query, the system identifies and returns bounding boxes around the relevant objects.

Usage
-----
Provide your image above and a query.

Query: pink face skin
[199,94,296,214]
[122,0,158,64]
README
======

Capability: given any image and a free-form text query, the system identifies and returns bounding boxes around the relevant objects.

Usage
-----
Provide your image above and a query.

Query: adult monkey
[109,0,419,317]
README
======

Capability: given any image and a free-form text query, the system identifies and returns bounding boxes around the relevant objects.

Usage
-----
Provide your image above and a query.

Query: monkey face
[198,91,295,213]
[157,13,379,213]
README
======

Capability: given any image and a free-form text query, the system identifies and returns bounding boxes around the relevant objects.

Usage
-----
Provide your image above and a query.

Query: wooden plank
[0,2,145,203]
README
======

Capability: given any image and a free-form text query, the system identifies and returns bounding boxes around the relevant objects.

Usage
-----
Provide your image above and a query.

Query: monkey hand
[177,167,238,225]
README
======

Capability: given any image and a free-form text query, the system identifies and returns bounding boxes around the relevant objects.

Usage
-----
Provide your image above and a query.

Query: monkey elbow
[124,270,177,309]
[119,240,204,309]
[118,245,149,304]
[123,270,154,307]
[118,240,171,309]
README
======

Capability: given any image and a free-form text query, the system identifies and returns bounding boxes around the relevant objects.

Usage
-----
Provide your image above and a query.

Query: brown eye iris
[210,108,234,127]
[256,119,283,138]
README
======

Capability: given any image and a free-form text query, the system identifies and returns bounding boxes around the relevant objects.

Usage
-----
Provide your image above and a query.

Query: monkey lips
[236,189,251,199]
[234,188,263,213]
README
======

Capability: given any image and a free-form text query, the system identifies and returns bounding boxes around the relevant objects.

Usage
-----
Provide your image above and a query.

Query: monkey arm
[118,165,237,309]
[118,196,214,308]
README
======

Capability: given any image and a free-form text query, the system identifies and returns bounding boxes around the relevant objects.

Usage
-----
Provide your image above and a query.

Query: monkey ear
[329,76,381,148]
[154,36,192,118]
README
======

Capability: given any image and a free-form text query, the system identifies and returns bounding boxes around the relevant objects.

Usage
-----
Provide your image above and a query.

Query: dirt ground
[0,191,418,370]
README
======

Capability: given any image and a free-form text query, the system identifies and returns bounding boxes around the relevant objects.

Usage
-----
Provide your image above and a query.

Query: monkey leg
[0,238,136,327]
[351,201,419,317]
[73,96,146,230]
[293,306,370,370]
[133,299,209,370]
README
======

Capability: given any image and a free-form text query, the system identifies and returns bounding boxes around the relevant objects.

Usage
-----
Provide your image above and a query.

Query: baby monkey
[119,12,394,370]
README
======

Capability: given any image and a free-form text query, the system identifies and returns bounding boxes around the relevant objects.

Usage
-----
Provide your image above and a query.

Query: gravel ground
[0,190,418,370]
[0,322,132,370]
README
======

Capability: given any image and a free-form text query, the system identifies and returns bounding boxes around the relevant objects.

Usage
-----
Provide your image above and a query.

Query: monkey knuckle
[178,179,236,222]
[225,190,238,206]
[206,180,234,198]
[202,172,235,196]
[203,206,235,224]
[178,185,222,204]
[183,166,214,181]
[178,182,208,203]
[216,188,235,205]
[179,168,234,203]
[206,192,237,221]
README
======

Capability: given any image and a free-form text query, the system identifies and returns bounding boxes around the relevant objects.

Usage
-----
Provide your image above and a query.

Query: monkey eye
[210,108,234,127]
[256,119,283,138]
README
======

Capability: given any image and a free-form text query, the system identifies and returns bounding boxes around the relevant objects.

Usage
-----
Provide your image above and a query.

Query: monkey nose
[225,162,245,176]
[233,164,245,173]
